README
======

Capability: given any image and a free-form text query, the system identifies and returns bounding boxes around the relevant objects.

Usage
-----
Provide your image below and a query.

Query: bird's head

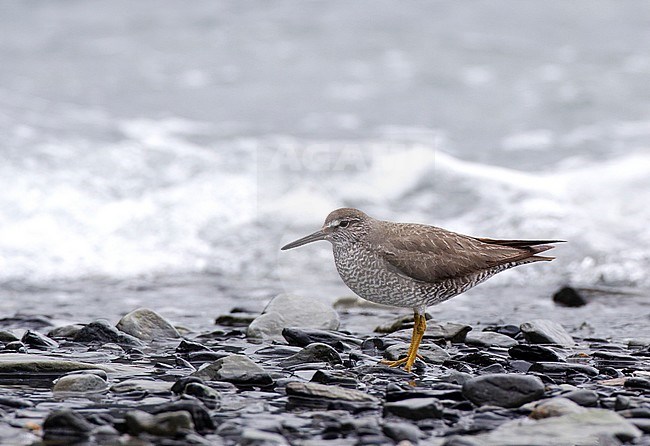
[281,207,371,250]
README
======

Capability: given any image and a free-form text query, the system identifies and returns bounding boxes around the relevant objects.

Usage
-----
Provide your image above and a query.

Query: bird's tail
[475,237,565,262]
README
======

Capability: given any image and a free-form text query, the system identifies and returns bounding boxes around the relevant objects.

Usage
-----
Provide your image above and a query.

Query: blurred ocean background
[1,1,649,333]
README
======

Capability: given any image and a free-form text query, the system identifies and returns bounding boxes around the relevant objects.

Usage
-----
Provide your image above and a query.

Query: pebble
[150,400,215,434]
[73,320,143,346]
[125,409,194,437]
[528,362,599,377]
[462,373,545,408]
[508,344,563,362]
[53,373,108,394]
[552,286,588,307]
[240,428,289,445]
[0,354,109,375]
[21,330,59,350]
[283,342,343,366]
[562,389,599,407]
[286,382,379,411]
[528,397,586,419]
[110,379,173,394]
[465,331,518,348]
[426,321,472,342]
[42,409,93,442]
[520,319,574,347]
[282,327,362,349]
[625,377,650,390]
[382,421,423,443]
[116,308,180,341]
[47,324,84,339]
[215,311,258,327]
[384,397,444,420]
[192,354,274,387]
[0,330,19,343]
[246,294,340,342]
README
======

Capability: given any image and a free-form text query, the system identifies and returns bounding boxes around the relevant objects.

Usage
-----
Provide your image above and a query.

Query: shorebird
[281,208,562,372]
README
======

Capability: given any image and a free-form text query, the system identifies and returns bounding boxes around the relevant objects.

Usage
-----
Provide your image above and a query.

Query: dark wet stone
[47,324,84,339]
[451,351,507,367]
[176,339,212,354]
[624,377,650,389]
[630,419,650,433]
[283,342,342,366]
[520,319,574,347]
[360,337,390,356]
[187,351,229,362]
[563,389,599,407]
[529,362,599,377]
[282,328,361,350]
[0,396,34,408]
[374,313,431,334]
[484,324,520,338]
[618,408,650,419]
[246,293,340,342]
[116,308,180,341]
[592,351,638,364]
[509,360,532,373]
[384,397,444,420]
[0,354,109,375]
[110,379,173,394]
[427,321,472,342]
[465,331,518,348]
[240,428,289,445]
[478,364,506,375]
[384,342,449,364]
[0,330,19,343]
[4,341,26,352]
[125,409,193,437]
[382,421,423,443]
[214,312,257,327]
[53,373,108,393]
[311,369,358,387]
[192,354,274,387]
[182,382,221,409]
[73,320,143,346]
[171,376,205,394]
[615,395,631,411]
[21,330,59,350]
[0,314,53,330]
[553,286,588,307]
[286,382,379,412]
[150,400,215,434]
[462,373,545,408]
[508,344,563,362]
[43,409,93,442]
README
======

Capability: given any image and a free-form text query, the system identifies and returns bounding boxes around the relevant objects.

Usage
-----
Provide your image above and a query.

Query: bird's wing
[373,224,556,283]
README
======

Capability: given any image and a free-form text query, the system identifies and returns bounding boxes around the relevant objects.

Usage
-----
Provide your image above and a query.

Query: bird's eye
[339,220,349,228]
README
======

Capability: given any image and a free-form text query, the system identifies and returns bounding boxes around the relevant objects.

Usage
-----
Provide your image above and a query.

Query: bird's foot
[380,354,424,372]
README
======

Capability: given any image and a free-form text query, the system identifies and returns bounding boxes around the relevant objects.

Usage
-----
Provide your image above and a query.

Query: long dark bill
[281,230,327,250]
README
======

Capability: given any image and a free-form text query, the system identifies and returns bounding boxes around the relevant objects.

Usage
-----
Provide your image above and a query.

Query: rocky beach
[0,286,649,445]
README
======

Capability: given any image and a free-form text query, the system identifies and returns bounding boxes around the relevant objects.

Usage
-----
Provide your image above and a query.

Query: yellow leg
[380,311,426,372]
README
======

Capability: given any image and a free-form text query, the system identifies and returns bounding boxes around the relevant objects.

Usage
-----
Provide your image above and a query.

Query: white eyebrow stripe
[327,219,340,228]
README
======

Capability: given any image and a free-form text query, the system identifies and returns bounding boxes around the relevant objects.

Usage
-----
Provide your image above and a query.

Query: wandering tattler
[281,208,562,372]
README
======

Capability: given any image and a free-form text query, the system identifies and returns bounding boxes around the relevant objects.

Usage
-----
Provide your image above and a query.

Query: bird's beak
[281,229,327,250]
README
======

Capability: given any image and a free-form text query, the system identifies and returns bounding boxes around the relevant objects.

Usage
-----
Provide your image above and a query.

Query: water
[0,1,649,336]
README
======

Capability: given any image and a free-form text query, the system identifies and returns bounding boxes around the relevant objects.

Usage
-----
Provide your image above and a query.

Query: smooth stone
[4,341,26,352]
[21,330,59,350]
[43,409,93,441]
[285,382,379,404]
[176,339,213,353]
[0,396,34,408]
[445,409,642,446]
[247,294,340,342]
[462,373,545,408]
[426,321,472,342]
[283,342,342,366]
[563,389,599,407]
[382,421,423,443]
[0,354,110,374]
[150,400,215,434]
[529,362,599,376]
[484,324,520,338]
[116,308,180,341]
[125,409,193,437]
[628,338,650,349]
[466,331,518,348]
[520,319,574,347]
[282,328,362,349]
[310,370,358,387]
[630,419,650,433]
[553,286,588,307]
[240,428,289,445]
[374,313,429,334]
[383,398,444,420]
[192,354,274,387]
[384,343,449,364]
[385,386,464,403]
[110,379,173,394]
[508,344,563,362]
[182,382,221,409]
[53,373,108,394]
[0,330,19,343]
[73,320,143,346]
[624,377,650,389]
[47,324,84,339]
[528,397,586,419]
